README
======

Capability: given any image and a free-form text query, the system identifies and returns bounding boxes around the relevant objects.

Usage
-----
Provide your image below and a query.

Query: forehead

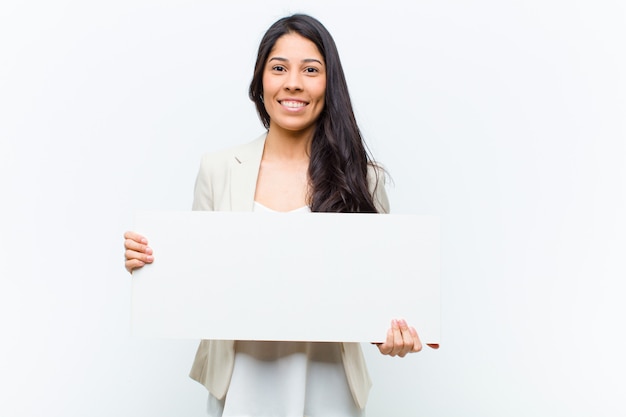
[268,33,324,62]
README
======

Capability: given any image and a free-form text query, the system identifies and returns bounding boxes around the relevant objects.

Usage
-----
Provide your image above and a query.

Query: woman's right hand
[124,231,153,274]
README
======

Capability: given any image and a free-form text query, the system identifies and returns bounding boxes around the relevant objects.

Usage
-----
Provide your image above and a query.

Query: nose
[284,71,302,91]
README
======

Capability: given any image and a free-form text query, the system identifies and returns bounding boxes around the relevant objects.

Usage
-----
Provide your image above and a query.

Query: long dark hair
[249,14,381,213]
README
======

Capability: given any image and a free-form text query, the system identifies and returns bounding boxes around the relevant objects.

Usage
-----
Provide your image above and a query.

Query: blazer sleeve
[367,164,390,214]
[192,153,214,211]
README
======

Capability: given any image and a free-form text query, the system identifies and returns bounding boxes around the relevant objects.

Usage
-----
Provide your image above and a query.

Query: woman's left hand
[375,319,439,357]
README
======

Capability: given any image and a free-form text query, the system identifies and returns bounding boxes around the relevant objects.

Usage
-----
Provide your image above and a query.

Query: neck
[263,125,313,162]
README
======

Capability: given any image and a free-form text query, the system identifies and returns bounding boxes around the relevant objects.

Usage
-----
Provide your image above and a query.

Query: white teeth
[281,100,306,108]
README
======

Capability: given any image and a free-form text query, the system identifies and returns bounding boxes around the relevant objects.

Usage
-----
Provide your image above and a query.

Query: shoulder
[199,133,267,170]
[193,133,266,211]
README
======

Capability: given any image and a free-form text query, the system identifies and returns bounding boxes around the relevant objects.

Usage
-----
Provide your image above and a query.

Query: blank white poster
[132,211,440,343]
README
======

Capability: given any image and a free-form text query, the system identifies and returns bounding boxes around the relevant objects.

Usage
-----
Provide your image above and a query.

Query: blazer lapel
[229,133,267,211]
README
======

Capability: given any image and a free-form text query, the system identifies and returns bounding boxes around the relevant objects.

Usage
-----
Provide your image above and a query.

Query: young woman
[124,14,437,416]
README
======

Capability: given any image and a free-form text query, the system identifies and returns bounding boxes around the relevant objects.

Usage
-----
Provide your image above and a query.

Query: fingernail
[146,255,154,262]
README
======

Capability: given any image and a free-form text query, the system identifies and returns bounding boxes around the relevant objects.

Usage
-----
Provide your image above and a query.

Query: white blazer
[188,133,390,409]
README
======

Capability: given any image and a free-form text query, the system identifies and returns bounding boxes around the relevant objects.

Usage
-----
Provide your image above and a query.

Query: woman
[124,14,436,416]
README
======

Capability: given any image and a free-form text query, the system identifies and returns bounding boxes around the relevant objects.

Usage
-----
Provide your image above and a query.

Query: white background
[1,1,624,416]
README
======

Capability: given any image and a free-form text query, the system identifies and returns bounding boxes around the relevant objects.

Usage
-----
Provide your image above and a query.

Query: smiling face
[262,33,326,138]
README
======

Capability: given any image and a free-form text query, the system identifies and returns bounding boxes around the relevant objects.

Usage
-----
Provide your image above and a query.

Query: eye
[272,65,286,72]
[304,67,319,73]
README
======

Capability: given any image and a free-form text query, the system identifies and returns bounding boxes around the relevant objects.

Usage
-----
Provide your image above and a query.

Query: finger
[390,319,403,356]
[124,237,153,254]
[409,326,423,353]
[376,327,394,355]
[125,258,145,274]
[395,319,413,358]
[125,248,154,265]
[124,231,148,244]
[376,343,391,355]
[124,239,153,263]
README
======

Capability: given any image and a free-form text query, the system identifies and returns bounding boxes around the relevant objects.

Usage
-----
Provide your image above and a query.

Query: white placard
[132,211,440,344]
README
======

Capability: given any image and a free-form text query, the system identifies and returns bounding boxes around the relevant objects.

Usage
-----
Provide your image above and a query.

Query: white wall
[1,1,624,416]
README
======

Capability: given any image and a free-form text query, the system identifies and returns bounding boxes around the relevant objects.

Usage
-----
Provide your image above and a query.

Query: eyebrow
[268,56,324,65]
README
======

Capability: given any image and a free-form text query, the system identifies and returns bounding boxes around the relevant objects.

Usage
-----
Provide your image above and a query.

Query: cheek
[261,74,271,100]
[315,79,327,103]
[261,82,272,108]
[317,89,326,108]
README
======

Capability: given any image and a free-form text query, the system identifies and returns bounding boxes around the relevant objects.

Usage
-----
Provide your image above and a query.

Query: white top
[205,202,363,417]
[253,201,310,213]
